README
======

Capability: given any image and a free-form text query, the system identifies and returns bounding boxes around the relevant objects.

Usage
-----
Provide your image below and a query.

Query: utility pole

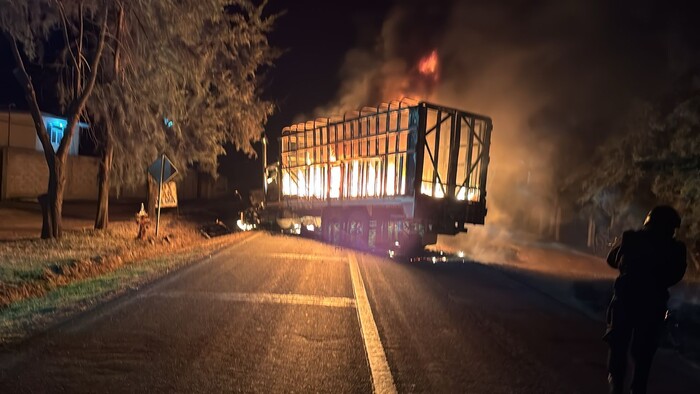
[261,134,268,195]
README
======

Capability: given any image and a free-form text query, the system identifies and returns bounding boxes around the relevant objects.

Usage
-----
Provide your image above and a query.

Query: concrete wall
[112,183,147,201]
[66,154,101,199]
[0,112,37,151]
[1,147,98,200]
[0,145,229,202]
[0,111,81,156]
[112,172,228,202]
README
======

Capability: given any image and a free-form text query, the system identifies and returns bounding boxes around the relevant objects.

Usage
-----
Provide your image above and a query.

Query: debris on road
[199,219,231,239]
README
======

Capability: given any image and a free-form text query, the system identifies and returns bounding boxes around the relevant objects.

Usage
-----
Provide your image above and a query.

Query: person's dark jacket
[607,229,687,309]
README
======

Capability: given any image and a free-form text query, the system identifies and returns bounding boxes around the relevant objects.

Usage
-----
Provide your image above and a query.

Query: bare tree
[1,1,109,238]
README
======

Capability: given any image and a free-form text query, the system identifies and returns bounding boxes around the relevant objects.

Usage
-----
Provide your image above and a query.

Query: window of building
[48,123,64,147]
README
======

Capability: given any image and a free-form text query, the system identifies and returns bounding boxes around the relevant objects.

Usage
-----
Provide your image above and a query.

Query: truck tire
[347,209,370,250]
[322,209,343,245]
[398,233,424,255]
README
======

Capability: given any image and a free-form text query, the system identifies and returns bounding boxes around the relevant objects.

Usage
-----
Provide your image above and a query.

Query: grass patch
[0,238,234,344]
[0,219,200,280]
[0,266,46,284]
[0,218,207,307]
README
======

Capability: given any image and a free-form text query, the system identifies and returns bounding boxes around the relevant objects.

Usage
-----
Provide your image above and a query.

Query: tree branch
[78,2,84,64]
[114,1,125,77]
[5,31,56,166]
[58,7,109,159]
[57,1,80,87]
[77,1,84,94]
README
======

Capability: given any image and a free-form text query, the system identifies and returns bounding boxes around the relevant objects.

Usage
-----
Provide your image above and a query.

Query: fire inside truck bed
[260,99,492,252]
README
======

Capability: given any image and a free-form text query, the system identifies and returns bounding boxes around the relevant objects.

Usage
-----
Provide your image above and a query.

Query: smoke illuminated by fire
[418,50,439,80]
[306,0,689,236]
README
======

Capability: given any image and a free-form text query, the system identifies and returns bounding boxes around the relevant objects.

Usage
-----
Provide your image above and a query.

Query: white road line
[145,291,356,308]
[348,253,397,394]
[62,232,261,334]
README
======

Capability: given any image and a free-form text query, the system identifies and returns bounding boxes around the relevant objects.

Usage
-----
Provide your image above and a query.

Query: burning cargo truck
[248,98,492,253]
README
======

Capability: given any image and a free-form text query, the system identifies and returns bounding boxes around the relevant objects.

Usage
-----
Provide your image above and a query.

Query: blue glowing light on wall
[49,120,67,129]
[46,119,67,146]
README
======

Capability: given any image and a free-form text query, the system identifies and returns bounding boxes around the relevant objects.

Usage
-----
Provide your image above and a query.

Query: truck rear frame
[264,99,492,251]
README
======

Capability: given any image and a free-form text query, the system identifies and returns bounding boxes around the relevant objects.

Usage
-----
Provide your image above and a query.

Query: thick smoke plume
[313,0,695,236]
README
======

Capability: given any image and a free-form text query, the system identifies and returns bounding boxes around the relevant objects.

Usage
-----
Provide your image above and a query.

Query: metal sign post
[156,154,165,236]
[148,154,178,238]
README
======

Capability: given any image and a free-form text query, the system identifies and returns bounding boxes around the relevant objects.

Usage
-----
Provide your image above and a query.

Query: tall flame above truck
[418,50,439,81]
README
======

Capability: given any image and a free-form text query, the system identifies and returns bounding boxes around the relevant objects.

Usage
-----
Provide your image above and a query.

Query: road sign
[158,182,178,208]
[149,154,179,237]
[148,155,178,184]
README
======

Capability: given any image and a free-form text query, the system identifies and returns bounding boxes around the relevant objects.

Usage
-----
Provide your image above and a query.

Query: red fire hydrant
[135,203,150,240]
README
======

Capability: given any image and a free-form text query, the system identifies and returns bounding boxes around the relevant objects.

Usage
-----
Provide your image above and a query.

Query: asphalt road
[1,232,698,393]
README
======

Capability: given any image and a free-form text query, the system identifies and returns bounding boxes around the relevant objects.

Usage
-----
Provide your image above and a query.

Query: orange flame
[418,49,439,79]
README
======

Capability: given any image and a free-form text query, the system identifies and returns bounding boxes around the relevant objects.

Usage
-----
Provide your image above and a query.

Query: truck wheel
[322,210,343,245]
[347,210,370,250]
[331,217,344,245]
[398,233,424,255]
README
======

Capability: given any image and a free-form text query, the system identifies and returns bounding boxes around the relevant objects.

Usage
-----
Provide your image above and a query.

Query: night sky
[0,0,394,192]
[221,0,394,192]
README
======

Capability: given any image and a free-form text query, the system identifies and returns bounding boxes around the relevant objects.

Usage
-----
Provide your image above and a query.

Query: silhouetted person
[605,205,687,394]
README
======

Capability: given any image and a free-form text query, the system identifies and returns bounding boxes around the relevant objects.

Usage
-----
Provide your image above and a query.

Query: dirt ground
[0,199,244,303]
[0,197,245,239]
[0,200,140,240]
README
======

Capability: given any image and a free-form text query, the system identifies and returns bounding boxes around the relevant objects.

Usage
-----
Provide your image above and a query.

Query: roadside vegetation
[568,92,700,266]
[0,215,248,344]
[1,0,276,237]
[0,0,274,344]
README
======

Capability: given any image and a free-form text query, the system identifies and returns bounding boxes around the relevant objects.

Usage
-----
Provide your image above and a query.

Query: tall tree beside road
[645,96,700,242]
[1,0,109,238]
[88,1,124,230]
[573,91,700,256]
[87,0,276,227]
[1,0,275,233]
[569,102,658,229]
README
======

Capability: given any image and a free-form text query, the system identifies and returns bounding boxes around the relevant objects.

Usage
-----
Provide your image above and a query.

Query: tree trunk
[38,194,53,239]
[50,159,66,238]
[95,132,113,229]
[39,158,65,239]
[40,156,61,239]
[94,4,123,230]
